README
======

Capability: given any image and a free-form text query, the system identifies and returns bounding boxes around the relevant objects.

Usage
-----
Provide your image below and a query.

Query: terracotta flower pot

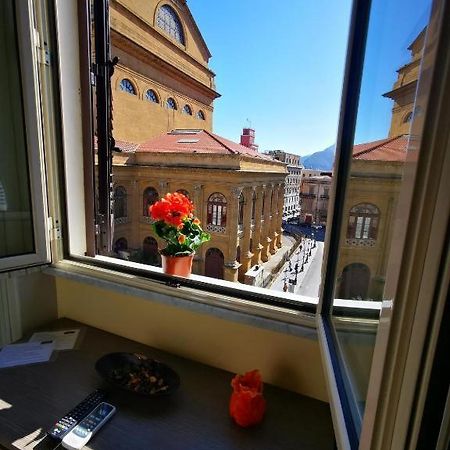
[161,253,194,278]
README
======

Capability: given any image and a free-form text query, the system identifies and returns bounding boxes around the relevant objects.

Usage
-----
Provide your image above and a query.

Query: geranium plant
[149,192,210,256]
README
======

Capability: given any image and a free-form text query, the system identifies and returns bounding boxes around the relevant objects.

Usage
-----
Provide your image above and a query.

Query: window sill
[45,258,319,340]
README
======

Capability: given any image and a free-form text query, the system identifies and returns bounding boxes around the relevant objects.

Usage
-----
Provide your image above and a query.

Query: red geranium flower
[150,192,193,227]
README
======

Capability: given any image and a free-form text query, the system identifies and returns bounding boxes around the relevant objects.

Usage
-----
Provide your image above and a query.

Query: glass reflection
[0,0,35,259]
[331,0,432,435]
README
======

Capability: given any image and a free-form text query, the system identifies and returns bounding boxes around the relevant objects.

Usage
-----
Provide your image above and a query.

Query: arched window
[197,110,205,120]
[339,263,371,300]
[182,104,192,115]
[166,97,177,110]
[176,189,190,199]
[156,5,185,45]
[403,111,413,123]
[145,89,159,103]
[113,186,127,219]
[207,192,227,227]
[114,237,128,253]
[238,193,244,225]
[143,187,159,216]
[347,203,379,240]
[204,248,224,279]
[251,190,256,220]
[119,79,136,95]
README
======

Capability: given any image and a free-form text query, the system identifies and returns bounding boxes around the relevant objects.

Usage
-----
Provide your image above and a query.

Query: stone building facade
[335,30,425,301]
[110,0,219,143]
[112,130,287,283]
[335,137,407,301]
[299,173,332,225]
[107,1,288,284]
[266,150,303,221]
[383,29,425,137]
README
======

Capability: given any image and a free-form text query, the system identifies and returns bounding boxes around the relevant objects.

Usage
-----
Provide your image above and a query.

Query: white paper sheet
[0,342,54,368]
[29,329,80,350]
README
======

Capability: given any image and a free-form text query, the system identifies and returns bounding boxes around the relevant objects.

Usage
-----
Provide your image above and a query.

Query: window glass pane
[331,0,432,435]
[92,0,351,298]
[0,1,34,258]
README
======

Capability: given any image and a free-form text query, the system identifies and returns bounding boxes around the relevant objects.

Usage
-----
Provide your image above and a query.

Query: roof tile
[353,135,408,162]
[136,129,273,160]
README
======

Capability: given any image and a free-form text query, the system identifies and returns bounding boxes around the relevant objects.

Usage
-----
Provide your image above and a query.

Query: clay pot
[161,253,194,278]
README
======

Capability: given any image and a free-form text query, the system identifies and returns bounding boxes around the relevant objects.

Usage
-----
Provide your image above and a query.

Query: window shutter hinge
[47,217,61,241]
[34,28,50,66]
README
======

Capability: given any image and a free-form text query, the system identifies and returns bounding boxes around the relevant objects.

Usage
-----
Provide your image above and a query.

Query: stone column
[192,184,204,275]
[269,184,279,254]
[275,183,285,249]
[223,187,242,283]
[192,184,204,223]
[238,186,254,281]
[130,179,140,249]
[251,185,265,265]
[138,179,152,252]
[260,184,273,262]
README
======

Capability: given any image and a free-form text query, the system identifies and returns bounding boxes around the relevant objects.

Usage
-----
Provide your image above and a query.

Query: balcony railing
[114,216,129,225]
[300,193,316,198]
[345,238,377,247]
[206,224,226,234]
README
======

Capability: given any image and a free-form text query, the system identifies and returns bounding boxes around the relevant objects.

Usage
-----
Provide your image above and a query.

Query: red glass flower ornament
[229,370,266,427]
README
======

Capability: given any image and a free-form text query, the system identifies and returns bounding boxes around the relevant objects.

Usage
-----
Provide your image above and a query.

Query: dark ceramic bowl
[95,352,180,396]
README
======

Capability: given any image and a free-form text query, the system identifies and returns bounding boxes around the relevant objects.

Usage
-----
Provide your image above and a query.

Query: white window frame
[0,0,50,272]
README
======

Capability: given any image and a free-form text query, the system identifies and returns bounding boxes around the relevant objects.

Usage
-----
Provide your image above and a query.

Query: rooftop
[136,129,274,161]
[352,135,409,162]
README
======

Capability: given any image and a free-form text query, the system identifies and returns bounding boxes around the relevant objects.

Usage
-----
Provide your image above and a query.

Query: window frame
[207,192,227,227]
[0,0,50,272]
[347,203,379,240]
[156,4,186,46]
[145,88,159,103]
[53,0,391,332]
[166,96,177,110]
[316,1,450,449]
[119,78,137,95]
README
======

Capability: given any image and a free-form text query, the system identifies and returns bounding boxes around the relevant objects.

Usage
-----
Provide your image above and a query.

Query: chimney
[240,128,259,152]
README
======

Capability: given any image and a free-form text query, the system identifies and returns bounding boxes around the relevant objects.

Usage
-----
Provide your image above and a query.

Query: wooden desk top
[0,319,333,450]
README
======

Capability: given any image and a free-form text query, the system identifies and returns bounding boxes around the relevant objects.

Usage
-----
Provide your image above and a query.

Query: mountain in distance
[301,144,335,171]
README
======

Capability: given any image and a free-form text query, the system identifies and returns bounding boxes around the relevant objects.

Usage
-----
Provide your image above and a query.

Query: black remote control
[47,389,106,441]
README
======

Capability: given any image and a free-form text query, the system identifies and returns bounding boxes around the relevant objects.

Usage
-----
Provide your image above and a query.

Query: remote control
[61,402,116,450]
[47,389,106,441]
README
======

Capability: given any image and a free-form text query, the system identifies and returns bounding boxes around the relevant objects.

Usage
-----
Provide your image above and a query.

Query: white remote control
[61,402,116,450]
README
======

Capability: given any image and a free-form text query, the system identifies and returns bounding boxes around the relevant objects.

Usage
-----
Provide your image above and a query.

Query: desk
[0,319,333,450]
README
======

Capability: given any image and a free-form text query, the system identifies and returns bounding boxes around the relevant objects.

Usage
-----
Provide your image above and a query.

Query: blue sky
[188,1,431,156]
[354,0,431,144]
[188,1,352,156]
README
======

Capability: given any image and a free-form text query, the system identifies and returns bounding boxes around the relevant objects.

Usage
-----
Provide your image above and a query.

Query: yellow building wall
[55,277,329,402]
[110,0,217,143]
[112,66,212,143]
[112,0,212,74]
[336,161,403,299]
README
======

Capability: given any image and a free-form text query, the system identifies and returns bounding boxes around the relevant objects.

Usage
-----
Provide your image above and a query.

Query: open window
[0,0,50,272]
